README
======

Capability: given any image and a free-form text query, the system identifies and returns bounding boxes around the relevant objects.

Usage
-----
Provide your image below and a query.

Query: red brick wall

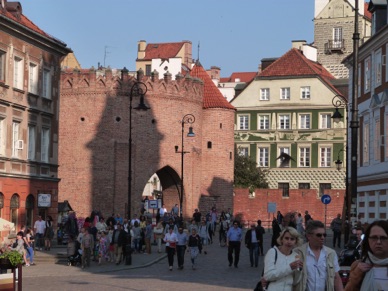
[59,70,235,219]
[233,188,345,228]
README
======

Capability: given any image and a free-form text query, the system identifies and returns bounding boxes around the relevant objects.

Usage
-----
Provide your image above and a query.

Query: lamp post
[175,114,195,219]
[128,80,150,219]
[331,94,350,220]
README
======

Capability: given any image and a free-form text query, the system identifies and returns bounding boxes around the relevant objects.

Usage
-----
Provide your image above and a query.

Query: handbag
[253,248,278,291]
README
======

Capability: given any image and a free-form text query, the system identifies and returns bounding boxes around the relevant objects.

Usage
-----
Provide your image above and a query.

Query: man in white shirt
[34,216,46,251]
[159,205,167,216]
[294,220,343,291]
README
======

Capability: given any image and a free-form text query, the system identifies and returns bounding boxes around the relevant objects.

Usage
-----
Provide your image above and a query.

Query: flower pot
[0,258,13,269]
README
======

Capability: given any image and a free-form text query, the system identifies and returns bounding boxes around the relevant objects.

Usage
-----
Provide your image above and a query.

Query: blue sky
[22,0,315,77]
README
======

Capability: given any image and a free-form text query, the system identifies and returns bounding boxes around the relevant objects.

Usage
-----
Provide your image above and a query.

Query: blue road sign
[321,194,331,205]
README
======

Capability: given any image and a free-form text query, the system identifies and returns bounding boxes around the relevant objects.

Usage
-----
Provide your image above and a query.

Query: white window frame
[363,121,369,165]
[320,146,332,167]
[280,87,290,100]
[12,121,20,158]
[278,147,290,167]
[0,50,6,82]
[0,117,5,155]
[374,49,382,87]
[29,63,38,95]
[238,114,249,130]
[374,118,380,161]
[299,113,311,129]
[28,125,36,161]
[260,88,270,101]
[257,147,269,167]
[300,86,310,99]
[41,127,50,163]
[320,113,332,129]
[279,114,290,129]
[364,56,371,93]
[333,27,343,48]
[13,56,23,90]
[42,68,52,99]
[299,147,310,167]
[258,114,270,130]
[237,146,249,157]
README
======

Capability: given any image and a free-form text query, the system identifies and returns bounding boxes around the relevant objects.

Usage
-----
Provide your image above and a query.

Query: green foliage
[0,250,24,266]
[234,147,268,191]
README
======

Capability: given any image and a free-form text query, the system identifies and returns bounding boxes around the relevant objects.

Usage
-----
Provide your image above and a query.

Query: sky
[22,0,315,77]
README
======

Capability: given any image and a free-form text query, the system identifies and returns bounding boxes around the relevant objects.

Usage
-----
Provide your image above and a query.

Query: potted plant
[0,250,24,268]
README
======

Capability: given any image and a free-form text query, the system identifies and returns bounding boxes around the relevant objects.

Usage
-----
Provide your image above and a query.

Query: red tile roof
[258,48,342,95]
[143,42,186,60]
[223,72,257,83]
[0,4,66,45]
[364,2,372,20]
[190,61,235,110]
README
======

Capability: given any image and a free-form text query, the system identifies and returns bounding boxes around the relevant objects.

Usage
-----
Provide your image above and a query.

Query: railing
[325,39,345,53]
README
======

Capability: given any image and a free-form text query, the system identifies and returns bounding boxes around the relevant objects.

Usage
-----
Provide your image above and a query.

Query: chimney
[292,40,307,50]
[261,58,278,71]
[137,40,146,60]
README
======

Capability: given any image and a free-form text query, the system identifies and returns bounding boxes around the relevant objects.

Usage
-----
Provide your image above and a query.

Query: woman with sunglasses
[344,220,388,291]
[262,227,303,290]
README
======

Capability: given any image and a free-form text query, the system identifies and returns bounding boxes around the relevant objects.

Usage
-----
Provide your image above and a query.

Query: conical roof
[190,61,235,110]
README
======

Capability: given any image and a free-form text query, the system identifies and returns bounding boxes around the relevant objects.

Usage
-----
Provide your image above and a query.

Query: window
[0,50,5,82]
[41,127,50,162]
[29,63,38,94]
[299,147,310,167]
[10,194,19,227]
[25,195,34,228]
[320,113,331,129]
[258,114,270,130]
[279,183,289,197]
[298,183,310,189]
[258,147,269,167]
[363,122,369,165]
[320,147,331,167]
[42,69,51,99]
[13,56,23,89]
[280,87,290,100]
[279,114,290,129]
[260,88,270,100]
[333,27,343,48]
[375,49,382,87]
[238,115,249,130]
[12,121,20,158]
[278,147,290,167]
[299,114,310,129]
[145,65,151,76]
[0,118,5,155]
[300,86,310,99]
[238,146,249,157]
[364,56,371,93]
[28,125,36,160]
[319,183,331,197]
[374,119,380,161]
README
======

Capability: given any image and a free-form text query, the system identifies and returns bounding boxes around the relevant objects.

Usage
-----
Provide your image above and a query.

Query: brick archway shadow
[156,166,181,214]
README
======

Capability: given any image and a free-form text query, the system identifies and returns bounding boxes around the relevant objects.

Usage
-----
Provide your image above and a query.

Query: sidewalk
[22,242,167,277]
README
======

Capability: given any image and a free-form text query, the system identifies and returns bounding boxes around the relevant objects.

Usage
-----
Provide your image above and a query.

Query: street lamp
[175,114,196,219]
[331,94,350,220]
[128,80,150,219]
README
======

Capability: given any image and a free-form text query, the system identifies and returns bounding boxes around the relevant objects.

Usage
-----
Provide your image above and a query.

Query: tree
[234,147,268,192]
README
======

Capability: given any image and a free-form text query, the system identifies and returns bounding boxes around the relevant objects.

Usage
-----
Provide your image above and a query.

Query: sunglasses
[314,233,327,238]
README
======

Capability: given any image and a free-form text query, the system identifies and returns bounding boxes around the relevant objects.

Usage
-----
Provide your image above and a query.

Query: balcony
[325,39,345,54]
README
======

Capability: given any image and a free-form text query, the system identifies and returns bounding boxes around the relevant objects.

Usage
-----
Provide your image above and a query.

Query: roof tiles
[190,62,235,110]
[144,42,185,60]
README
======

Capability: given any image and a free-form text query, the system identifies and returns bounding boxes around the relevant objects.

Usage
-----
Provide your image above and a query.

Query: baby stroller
[67,242,82,266]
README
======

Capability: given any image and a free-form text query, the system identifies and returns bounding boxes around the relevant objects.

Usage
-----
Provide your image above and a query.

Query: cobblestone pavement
[20,230,342,291]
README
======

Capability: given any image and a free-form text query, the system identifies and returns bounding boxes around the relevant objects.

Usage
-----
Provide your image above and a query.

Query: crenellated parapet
[60,67,203,104]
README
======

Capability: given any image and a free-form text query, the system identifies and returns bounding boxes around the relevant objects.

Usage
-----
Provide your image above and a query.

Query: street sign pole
[321,194,332,242]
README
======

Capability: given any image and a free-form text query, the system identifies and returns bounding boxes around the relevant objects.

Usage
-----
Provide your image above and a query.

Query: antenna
[197,41,200,61]
[103,45,117,67]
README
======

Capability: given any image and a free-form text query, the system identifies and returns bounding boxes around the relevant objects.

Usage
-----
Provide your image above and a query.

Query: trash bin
[125,244,132,265]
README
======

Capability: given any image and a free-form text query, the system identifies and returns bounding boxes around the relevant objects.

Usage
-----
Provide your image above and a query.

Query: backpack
[254,248,278,291]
